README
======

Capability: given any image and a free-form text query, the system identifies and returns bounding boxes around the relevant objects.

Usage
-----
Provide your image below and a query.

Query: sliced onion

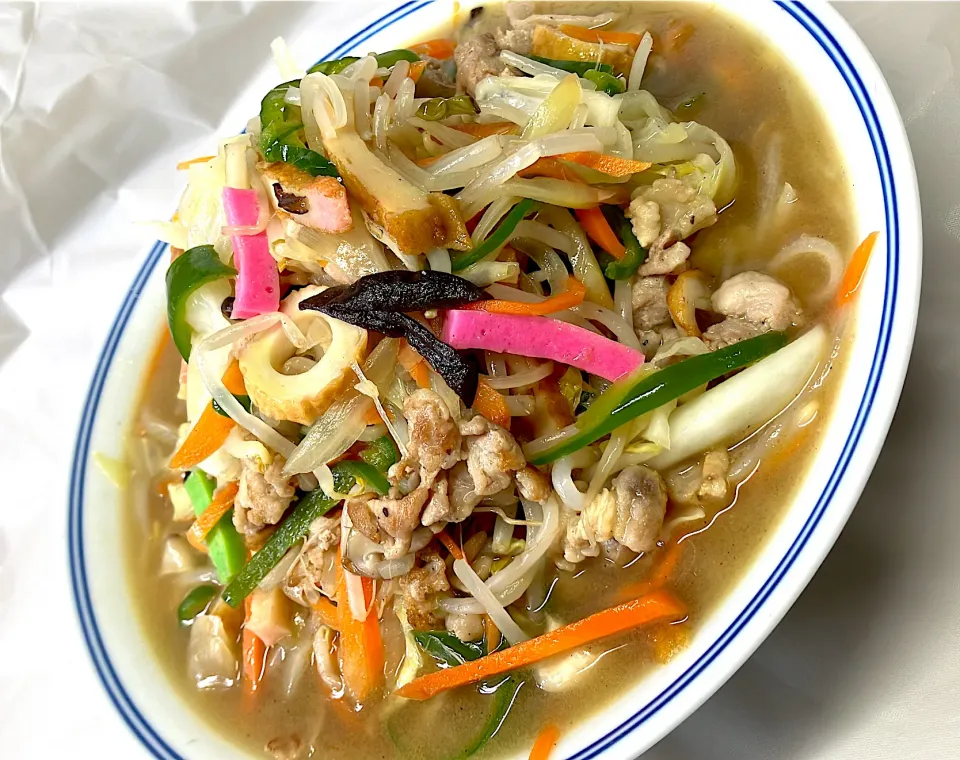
[505,395,534,416]
[408,116,477,148]
[283,394,371,475]
[552,450,595,511]
[627,32,654,91]
[768,235,844,308]
[453,558,528,645]
[426,248,452,273]
[500,50,566,79]
[569,301,643,350]
[483,361,553,390]
[259,544,301,591]
[474,195,519,242]
[195,317,297,458]
[428,135,504,177]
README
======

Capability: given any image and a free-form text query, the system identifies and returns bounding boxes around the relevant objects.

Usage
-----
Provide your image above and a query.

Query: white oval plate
[69,1,921,758]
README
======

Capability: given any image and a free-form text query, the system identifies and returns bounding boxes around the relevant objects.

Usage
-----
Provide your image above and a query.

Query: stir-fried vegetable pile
[147,7,877,757]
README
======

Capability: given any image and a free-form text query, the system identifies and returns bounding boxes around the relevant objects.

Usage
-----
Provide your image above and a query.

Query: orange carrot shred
[484,614,501,652]
[311,597,342,631]
[529,723,561,760]
[575,207,626,260]
[370,76,384,88]
[464,276,586,317]
[176,155,215,171]
[618,541,685,601]
[363,404,383,426]
[472,379,512,430]
[555,152,651,178]
[518,157,586,184]
[835,231,879,308]
[559,24,642,48]
[436,529,465,561]
[409,60,427,82]
[169,361,245,470]
[169,404,234,470]
[410,38,456,60]
[395,591,686,700]
[189,482,239,544]
[450,121,520,138]
[336,556,384,703]
[242,596,267,706]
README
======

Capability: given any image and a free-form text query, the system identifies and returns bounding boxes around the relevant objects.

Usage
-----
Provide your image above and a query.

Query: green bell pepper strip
[220,461,363,607]
[416,94,479,121]
[308,49,417,76]
[374,49,420,68]
[335,460,390,495]
[308,56,359,75]
[212,394,252,418]
[414,631,486,667]
[451,198,536,272]
[165,246,236,361]
[603,206,647,280]
[359,435,399,472]
[457,676,524,759]
[259,81,340,178]
[528,55,614,77]
[583,69,625,95]
[528,331,790,465]
[183,470,247,584]
[177,584,218,622]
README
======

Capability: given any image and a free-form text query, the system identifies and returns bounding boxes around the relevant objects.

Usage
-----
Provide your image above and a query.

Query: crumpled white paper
[1,2,958,759]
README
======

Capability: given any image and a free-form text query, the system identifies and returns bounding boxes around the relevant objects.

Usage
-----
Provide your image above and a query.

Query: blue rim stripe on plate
[67,2,901,759]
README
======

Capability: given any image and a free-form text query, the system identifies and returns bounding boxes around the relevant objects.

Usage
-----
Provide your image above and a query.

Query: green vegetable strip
[583,69,625,95]
[528,55,614,76]
[221,484,339,608]
[452,198,536,272]
[183,470,247,584]
[416,94,479,121]
[604,206,647,280]
[177,584,218,622]
[335,460,390,496]
[212,394,252,418]
[414,631,486,667]
[360,435,399,473]
[529,331,790,465]
[375,49,420,68]
[259,80,340,178]
[308,57,359,75]
[457,676,524,759]
[165,246,236,361]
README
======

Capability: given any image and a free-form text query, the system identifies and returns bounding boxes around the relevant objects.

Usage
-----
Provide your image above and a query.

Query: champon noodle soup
[125,2,871,757]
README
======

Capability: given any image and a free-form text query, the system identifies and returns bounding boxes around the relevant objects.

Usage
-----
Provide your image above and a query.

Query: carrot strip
[484,614,501,652]
[473,379,512,430]
[415,153,443,167]
[169,361,246,470]
[176,155,215,171]
[835,231,879,308]
[186,527,208,554]
[337,560,384,703]
[169,404,235,470]
[242,596,267,706]
[311,597,342,631]
[450,121,520,138]
[222,360,247,395]
[559,24,642,48]
[409,60,427,82]
[410,38,456,60]
[370,76,384,88]
[363,405,383,425]
[464,276,586,316]
[396,591,686,700]
[575,207,626,259]
[529,723,561,760]
[189,482,240,543]
[436,529,465,561]
[556,152,651,178]
[518,157,585,184]
[398,340,432,389]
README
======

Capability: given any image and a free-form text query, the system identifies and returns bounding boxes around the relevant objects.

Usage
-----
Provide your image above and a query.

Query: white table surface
[1,2,958,758]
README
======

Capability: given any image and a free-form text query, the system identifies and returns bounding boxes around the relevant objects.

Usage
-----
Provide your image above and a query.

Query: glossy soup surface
[126,3,855,758]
